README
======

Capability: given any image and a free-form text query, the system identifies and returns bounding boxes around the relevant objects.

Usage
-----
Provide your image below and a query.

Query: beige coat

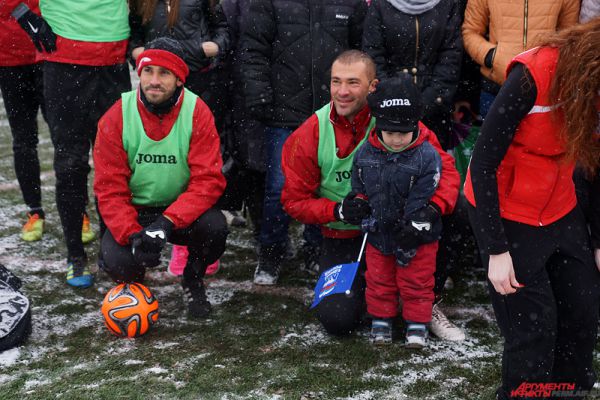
[462,0,580,84]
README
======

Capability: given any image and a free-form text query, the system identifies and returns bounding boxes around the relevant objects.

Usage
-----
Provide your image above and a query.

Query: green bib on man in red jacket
[40,0,129,42]
[316,102,375,230]
[122,88,196,207]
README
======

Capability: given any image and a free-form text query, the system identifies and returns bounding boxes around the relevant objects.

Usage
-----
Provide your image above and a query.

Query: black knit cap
[145,37,186,61]
[368,75,423,133]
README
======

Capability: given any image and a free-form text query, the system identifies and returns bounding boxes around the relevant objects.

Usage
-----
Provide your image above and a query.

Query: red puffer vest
[464,46,577,226]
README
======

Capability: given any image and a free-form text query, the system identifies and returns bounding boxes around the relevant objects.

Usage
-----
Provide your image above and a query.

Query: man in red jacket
[281,50,463,338]
[93,38,228,318]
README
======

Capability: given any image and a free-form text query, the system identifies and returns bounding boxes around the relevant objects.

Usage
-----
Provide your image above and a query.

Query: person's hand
[201,41,219,57]
[129,216,174,267]
[132,46,145,61]
[334,194,371,225]
[129,233,161,268]
[395,247,417,267]
[11,3,56,53]
[488,251,523,295]
[595,248,600,272]
[395,204,441,248]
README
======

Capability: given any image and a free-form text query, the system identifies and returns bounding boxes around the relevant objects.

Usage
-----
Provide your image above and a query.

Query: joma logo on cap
[380,99,411,108]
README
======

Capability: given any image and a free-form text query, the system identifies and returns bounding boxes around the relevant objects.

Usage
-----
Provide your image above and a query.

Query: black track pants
[315,236,367,336]
[0,64,45,210]
[43,62,131,259]
[469,206,600,399]
[101,207,228,283]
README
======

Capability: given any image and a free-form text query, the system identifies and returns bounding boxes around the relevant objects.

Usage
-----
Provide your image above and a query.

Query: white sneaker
[405,323,428,349]
[443,276,454,291]
[222,210,247,227]
[430,304,466,341]
[253,265,279,286]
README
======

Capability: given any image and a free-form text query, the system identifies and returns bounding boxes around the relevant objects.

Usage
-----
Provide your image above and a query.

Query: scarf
[386,0,441,15]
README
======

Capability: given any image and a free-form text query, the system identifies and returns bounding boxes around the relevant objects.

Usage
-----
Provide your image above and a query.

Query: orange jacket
[462,0,579,85]
[464,46,577,227]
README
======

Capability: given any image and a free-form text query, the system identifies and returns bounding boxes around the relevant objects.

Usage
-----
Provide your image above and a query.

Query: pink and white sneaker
[169,245,220,276]
[168,245,188,276]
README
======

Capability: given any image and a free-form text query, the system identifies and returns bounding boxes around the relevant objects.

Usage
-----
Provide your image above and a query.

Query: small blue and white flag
[310,234,368,309]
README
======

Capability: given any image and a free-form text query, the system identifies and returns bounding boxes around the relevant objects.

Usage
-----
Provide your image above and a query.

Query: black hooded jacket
[129,0,231,72]
[240,0,367,128]
[362,0,463,109]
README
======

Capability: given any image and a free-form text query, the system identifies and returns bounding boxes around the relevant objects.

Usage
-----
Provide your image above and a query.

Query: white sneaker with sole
[430,304,466,341]
[253,265,279,285]
[405,323,428,349]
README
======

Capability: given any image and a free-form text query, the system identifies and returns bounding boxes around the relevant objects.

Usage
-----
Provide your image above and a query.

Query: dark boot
[253,242,286,285]
[181,277,211,318]
[182,259,211,318]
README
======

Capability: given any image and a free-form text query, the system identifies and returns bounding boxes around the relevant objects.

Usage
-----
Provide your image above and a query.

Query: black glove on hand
[130,215,174,267]
[12,3,56,53]
[395,203,441,249]
[412,203,441,227]
[334,194,371,225]
[395,247,417,268]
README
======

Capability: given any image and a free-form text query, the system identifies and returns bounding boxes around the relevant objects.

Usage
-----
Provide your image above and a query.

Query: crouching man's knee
[100,229,145,283]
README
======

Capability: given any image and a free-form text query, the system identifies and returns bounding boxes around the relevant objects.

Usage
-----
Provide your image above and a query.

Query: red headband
[136,49,189,83]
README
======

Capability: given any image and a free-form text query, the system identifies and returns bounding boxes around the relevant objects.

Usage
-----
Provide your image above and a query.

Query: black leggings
[101,207,228,283]
[43,62,131,260]
[0,64,45,211]
[468,205,600,399]
[435,193,478,294]
[315,236,367,336]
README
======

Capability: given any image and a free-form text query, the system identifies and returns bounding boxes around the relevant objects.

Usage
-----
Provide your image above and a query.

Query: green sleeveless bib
[316,103,375,230]
[122,88,196,207]
[41,0,129,42]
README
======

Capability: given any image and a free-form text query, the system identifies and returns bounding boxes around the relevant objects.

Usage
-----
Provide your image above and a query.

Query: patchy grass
[0,91,598,400]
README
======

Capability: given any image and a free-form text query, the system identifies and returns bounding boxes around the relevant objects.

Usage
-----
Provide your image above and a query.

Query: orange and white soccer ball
[101,282,159,338]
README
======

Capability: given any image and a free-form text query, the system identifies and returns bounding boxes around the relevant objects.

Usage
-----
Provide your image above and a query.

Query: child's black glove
[397,203,441,246]
[395,248,417,267]
[129,216,174,267]
[334,194,371,225]
[394,203,441,266]
[11,3,56,53]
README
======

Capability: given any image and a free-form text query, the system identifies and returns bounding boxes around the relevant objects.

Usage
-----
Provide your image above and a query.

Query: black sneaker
[181,278,211,318]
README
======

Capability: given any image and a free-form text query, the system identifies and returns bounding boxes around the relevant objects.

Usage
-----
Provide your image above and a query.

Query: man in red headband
[93,37,228,318]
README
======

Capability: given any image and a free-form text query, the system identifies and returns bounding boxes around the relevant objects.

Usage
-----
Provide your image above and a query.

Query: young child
[351,76,442,348]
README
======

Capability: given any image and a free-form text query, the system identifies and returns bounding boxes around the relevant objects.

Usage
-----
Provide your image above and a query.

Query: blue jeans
[479,90,497,119]
[259,127,294,247]
[259,127,325,250]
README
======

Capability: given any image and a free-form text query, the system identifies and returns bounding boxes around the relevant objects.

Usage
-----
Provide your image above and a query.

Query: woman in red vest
[464,19,600,400]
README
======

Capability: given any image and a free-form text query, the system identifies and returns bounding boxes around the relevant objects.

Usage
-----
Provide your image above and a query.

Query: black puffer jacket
[240,0,367,128]
[362,0,463,109]
[129,0,230,72]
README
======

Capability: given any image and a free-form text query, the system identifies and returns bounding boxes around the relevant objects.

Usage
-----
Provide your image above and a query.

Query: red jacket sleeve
[420,123,460,215]
[163,99,226,227]
[281,115,338,224]
[93,100,143,245]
